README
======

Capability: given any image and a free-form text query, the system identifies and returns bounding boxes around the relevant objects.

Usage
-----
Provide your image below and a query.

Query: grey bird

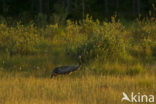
[50,56,82,78]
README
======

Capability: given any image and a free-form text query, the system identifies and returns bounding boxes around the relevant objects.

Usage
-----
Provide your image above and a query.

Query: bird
[50,56,82,78]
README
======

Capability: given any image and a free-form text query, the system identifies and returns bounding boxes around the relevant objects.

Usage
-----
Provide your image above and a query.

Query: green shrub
[126,64,144,76]
[0,23,40,55]
[130,20,156,59]
[65,16,127,62]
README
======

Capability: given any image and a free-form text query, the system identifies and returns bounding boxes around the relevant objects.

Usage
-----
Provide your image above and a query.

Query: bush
[65,16,127,62]
[126,64,144,76]
[130,20,156,59]
[0,23,40,55]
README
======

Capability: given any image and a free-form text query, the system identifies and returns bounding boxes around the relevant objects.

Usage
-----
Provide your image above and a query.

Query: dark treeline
[0,0,156,23]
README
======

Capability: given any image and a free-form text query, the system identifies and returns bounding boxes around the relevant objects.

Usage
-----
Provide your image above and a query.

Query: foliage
[65,16,127,62]
[0,23,40,55]
[0,16,155,75]
[130,19,156,60]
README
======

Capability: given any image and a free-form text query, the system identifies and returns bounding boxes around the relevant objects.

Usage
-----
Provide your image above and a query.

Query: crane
[50,56,82,78]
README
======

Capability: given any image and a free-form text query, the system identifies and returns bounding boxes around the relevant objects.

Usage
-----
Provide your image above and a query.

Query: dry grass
[0,71,156,104]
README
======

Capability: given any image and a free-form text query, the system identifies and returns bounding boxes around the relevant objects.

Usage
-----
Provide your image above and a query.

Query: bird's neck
[78,60,82,67]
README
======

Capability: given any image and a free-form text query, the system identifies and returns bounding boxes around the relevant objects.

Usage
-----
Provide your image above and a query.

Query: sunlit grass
[0,71,155,104]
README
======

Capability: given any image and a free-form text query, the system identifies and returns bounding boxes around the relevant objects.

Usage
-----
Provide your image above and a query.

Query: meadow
[0,16,156,104]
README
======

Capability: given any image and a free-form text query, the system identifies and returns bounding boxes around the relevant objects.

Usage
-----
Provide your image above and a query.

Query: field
[0,16,156,104]
[0,72,156,104]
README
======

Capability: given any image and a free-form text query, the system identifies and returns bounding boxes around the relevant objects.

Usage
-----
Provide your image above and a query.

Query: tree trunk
[104,0,108,15]
[137,0,140,14]
[82,0,85,20]
[75,0,78,8]
[31,0,34,12]
[2,0,6,13]
[39,0,42,13]
[46,0,50,14]
[66,0,70,13]
[132,0,136,16]
[46,0,50,22]
[116,0,119,11]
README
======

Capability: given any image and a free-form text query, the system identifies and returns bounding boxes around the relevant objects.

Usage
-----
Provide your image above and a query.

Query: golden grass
[0,72,155,104]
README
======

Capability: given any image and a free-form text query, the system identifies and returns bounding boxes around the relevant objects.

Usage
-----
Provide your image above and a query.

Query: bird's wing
[53,65,79,74]
[56,66,72,73]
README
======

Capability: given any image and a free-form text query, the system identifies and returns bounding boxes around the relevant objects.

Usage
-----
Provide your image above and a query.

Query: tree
[104,0,108,15]
[66,0,70,13]
[137,0,141,14]
[39,0,42,13]
[116,0,119,11]
[82,0,85,20]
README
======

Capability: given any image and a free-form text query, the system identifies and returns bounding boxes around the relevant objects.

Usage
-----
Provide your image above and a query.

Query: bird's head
[78,55,82,65]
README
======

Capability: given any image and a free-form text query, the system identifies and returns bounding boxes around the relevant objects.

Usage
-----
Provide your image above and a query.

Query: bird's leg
[50,73,56,78]
[69,72,72,75]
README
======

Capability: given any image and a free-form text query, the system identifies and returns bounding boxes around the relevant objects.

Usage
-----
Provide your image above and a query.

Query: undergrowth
[0,15,156,75]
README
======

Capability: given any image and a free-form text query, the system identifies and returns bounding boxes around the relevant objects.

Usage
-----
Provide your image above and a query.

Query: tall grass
[0,71,155,104]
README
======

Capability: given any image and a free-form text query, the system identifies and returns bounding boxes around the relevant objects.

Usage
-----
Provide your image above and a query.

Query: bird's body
[51,56,82,78]
[51,65,80,76]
